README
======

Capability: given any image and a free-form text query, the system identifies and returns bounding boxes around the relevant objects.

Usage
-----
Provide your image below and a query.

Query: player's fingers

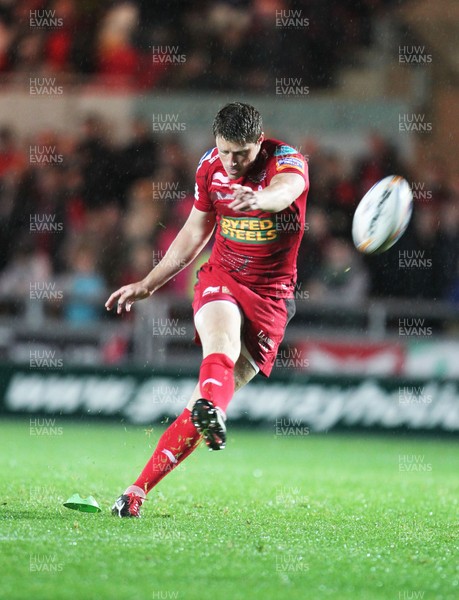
[105,289,124,310]
[228,198,245,210]
[229,200,251,212]
[230,183,251,192]
[115,290,134,314]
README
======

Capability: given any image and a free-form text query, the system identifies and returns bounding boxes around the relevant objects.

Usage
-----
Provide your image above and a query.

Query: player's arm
[105,207,215,314]
[229,172,305,213]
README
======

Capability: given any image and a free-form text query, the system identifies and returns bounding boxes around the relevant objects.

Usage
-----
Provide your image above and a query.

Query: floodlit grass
[0,419,458,600]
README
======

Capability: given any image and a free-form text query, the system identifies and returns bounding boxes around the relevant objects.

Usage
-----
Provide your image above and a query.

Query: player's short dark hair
[212,102,263,145]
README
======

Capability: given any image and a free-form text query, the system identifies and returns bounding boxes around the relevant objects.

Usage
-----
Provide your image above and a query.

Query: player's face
[216,135,263,180]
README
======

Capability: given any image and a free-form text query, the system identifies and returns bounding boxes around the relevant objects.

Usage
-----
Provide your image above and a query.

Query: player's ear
[257,133,264,145]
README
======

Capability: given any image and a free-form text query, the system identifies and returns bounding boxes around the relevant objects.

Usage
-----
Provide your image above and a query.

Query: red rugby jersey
[194,138,309,297]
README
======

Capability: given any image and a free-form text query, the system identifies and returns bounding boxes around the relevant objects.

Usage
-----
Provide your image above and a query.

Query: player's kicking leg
[111,355,256,517]
[112,302,257,517]
[189,299,243,451]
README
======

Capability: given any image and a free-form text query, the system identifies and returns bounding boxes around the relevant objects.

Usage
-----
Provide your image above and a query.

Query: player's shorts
[192,263,296,377]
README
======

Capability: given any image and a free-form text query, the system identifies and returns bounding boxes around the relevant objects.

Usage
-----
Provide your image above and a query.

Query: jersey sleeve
[194,149,214,212]
[268,144,309,187]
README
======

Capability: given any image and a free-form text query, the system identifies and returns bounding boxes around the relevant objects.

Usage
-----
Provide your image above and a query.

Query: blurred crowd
[0,117,458,325]
[0,0,400,91]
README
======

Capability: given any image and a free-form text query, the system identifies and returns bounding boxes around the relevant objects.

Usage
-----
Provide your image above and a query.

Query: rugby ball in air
[352,175,413,254]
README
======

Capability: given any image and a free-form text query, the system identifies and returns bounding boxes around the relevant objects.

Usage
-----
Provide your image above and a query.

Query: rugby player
[106,102,309,517]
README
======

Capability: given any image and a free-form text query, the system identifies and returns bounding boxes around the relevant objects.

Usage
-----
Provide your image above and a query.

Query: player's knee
[202,330,240,360]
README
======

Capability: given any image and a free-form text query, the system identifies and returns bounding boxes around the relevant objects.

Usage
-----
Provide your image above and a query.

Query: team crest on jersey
[248,169,266,184]
[276,156,305,173]
[274,145,298,156]
[214,191,233,202]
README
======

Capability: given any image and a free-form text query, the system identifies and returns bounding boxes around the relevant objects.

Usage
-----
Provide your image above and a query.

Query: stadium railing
[0,290,457,371]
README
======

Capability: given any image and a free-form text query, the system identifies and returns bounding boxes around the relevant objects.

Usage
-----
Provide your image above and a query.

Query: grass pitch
[0,419,458,600]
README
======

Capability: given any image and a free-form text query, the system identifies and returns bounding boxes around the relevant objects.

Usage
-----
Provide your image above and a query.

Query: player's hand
[228,184,261,212]
[105,281,151,314]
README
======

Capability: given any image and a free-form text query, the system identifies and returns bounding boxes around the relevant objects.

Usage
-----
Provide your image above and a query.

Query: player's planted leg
[111,490,145,518]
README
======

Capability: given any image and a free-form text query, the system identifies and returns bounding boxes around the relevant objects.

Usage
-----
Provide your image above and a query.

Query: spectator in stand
[0,13,13,72]
[0,126,26,180]
[297,206,332,287]
[96,0,140,86]
[9,31,44,74]
[0,121,456,309]
[76,114,119,209]
[0,0,396,92]
[205,2,253,91]
[312,151,357,237]
[43,0,78,73]
[118,117,158,202]
[449,256,459,306]
[122,177,164,246]
[306,237,369,304]
[156,136,193,188]
[353,132,406,199]
[420,158,451,208]
[63,244,105,324]
[437,196,459,301]
[0,127,27,269]
[118,240,154,287]
[0,236,51,297]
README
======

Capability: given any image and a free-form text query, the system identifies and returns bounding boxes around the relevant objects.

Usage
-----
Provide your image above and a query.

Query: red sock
[133,408,201,495]
[199,352,235,414]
